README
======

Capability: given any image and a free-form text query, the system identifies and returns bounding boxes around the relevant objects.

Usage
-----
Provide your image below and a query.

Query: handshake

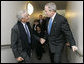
[40,38,46,44]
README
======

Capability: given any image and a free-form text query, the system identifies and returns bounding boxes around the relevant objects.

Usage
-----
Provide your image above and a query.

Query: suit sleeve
[32,31,40,42]
[27,22,40,41]
[61,18,76,46]
[11,28,20,58]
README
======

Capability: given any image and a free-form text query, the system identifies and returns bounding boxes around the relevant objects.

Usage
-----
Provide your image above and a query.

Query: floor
[1,44,68,63]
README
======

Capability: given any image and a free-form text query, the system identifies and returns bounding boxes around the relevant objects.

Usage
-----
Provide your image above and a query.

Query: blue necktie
[25,24,31,44]
[48,18,53,35]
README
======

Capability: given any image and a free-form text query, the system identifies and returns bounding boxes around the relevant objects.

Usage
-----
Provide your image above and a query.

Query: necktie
[25,24,31,44]
[48,18,53,35]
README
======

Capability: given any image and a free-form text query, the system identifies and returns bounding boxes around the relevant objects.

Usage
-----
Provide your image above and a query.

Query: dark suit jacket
[11,21,40,59]
[45,13,76,53]
[38,19,46,31]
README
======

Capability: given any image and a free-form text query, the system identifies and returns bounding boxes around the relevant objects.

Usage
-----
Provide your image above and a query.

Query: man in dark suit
[38,15,46,32]
[42,2,78,63]
[11,10,45,63]
[38,15,44,25]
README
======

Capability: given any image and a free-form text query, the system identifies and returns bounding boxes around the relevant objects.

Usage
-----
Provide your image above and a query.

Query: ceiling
[28,1,68,11]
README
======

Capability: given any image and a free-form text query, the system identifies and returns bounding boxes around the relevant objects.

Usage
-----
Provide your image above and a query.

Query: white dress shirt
[51,12,56,23]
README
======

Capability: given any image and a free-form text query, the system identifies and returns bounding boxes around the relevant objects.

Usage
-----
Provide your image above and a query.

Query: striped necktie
[25,24,31,44]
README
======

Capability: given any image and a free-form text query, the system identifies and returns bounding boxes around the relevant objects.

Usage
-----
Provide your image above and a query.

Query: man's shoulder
[12,22,18,30]
[57,13,65,19]
[54,13,68,24]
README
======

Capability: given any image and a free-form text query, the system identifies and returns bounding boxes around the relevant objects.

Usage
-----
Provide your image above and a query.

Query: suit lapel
[17,21,27,39]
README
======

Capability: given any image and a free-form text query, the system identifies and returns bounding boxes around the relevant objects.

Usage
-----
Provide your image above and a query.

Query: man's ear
[21,18,24,22]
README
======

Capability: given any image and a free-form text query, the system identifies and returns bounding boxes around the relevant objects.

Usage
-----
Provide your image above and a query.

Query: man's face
[39,15,43,19]
[22,12,30,22]
[45,6,52,17]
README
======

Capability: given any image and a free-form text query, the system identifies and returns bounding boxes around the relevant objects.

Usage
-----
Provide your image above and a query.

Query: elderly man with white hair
[11,10,45,63]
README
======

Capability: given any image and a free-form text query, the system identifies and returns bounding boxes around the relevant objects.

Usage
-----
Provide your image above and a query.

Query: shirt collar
[21,22,26,28]
[51,12,56,21]
[21,22,26,25]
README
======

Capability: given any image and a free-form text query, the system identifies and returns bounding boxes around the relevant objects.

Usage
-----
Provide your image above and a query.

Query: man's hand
[72,46,78,52]
[16,57,24,61]
[40,38,46,44]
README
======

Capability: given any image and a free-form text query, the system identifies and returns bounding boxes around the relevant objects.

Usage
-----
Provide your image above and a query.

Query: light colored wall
[1,1,45,45]
[1,1,26,45]
[65,1,83,63]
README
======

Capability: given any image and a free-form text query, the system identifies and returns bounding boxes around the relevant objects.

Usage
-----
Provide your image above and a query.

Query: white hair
[45,2,56,12]
[17,10,28,21]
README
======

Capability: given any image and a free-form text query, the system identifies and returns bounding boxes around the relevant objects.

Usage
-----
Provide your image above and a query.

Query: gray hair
[45,2,56,12]
[17,10,28,21]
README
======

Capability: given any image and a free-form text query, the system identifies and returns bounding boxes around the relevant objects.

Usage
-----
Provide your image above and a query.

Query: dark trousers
[49,52,54,63]
[36,42,43,58]
[49,45,64,63]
